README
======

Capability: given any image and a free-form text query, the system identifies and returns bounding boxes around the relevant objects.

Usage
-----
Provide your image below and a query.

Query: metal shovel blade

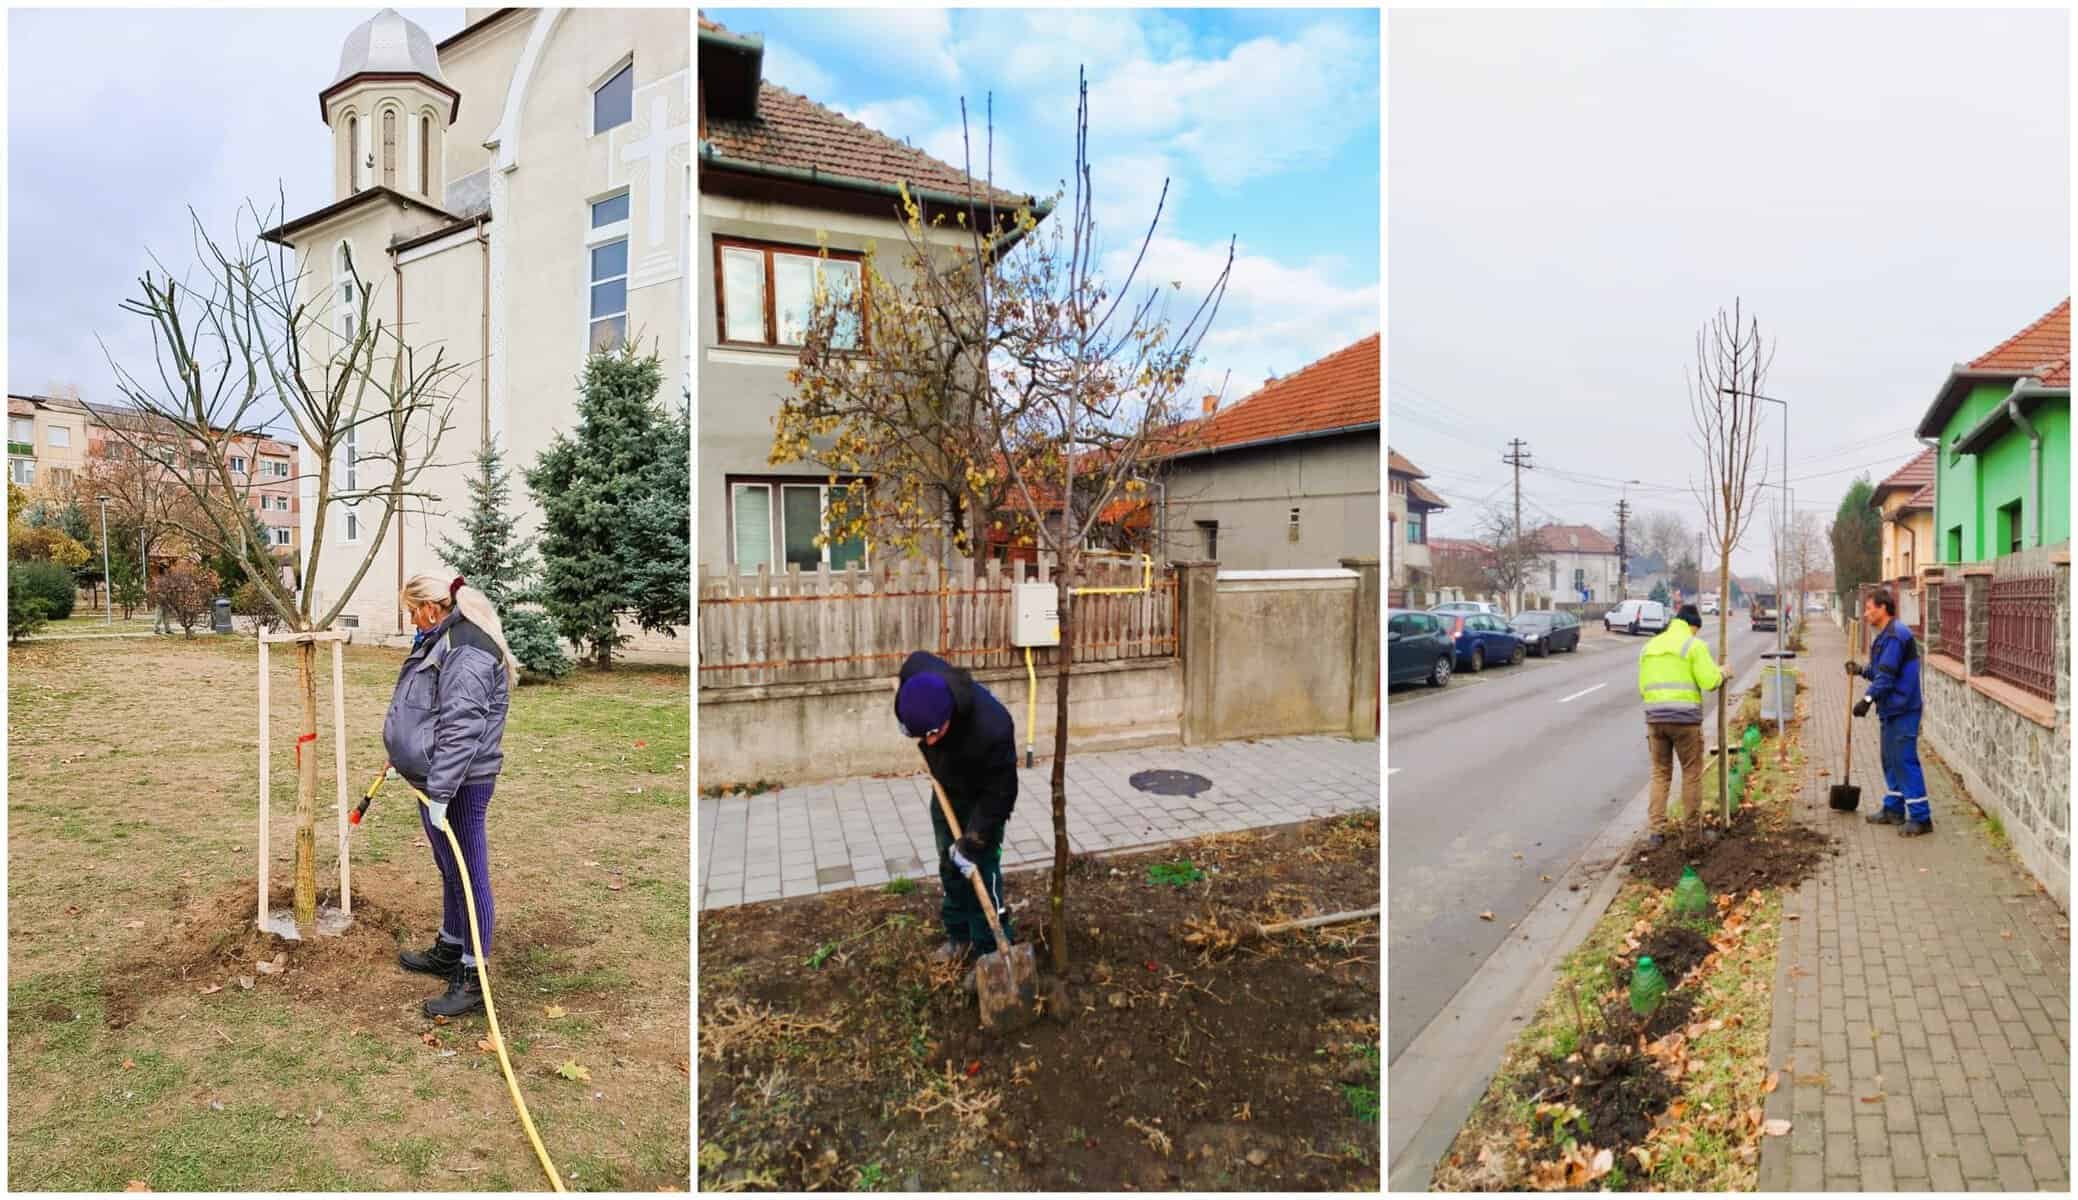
[974,941,1041,1033]
[1828,783,1861,812]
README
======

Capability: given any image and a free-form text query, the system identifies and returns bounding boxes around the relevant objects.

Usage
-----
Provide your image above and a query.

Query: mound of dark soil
[1631,809,1835,892]
[1598,987,1696,1045]
[1607,925,1717,991]
[1529,1042,1679,1157]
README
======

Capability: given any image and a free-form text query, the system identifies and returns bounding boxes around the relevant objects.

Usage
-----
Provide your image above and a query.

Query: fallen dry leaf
[236,976,254,991]
[1764,1071,1780,1094]
[123,919,145,929]
[556,1060,592,1082]
[124,1181,151,1192]
[1762,1119,1792,1137]
[545,1005,567,1019]
[420,1032,441,1048]
[198,983,222,996]
[122,1058,136,1070]
[2001,930,2013,940]
[1860,1094,1883,1103]
[478,1038,495,1054]
[254,961,282,976]
[1479,911,1495,922]
[608,874,625,892]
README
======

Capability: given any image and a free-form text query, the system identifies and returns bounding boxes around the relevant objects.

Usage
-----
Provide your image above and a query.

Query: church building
[264,7,689,644]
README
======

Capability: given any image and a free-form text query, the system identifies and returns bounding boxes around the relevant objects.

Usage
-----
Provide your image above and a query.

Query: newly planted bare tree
[97,199,461,932]
[1687,298,1772,822]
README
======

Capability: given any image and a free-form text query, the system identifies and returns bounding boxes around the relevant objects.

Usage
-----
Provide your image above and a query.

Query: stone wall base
[1922,668,2071,912]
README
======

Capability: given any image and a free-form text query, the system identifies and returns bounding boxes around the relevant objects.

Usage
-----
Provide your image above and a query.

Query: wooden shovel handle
[1843,664,1855,781]
[929,775,1015,953]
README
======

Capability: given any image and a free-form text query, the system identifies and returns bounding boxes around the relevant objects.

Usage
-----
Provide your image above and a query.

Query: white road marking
[1386,767,1400,776]
[1558,683,1606,704]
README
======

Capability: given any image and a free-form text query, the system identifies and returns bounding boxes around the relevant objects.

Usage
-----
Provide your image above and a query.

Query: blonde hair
[400,573,521,688]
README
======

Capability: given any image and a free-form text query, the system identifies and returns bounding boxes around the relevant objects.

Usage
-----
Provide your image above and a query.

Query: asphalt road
[1385,617,1781,1063]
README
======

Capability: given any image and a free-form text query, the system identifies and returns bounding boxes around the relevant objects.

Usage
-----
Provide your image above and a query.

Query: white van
[1605,599,1669,636]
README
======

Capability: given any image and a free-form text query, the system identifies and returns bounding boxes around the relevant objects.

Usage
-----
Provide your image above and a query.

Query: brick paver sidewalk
[697,735,1379,910]
[1758,618,2070,1191]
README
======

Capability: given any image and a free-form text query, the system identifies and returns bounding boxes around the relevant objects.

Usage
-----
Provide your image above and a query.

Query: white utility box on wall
[1012,581,1060,647]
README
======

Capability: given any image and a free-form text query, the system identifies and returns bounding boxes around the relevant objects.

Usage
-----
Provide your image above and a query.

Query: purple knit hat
[896,673,955,738]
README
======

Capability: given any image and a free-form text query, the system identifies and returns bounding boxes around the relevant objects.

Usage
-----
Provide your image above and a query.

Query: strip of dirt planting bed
[1628,807,1835,894]
[696,812,1381,1192]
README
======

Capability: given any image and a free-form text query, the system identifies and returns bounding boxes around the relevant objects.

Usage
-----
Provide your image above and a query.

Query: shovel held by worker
[1830,662,1861,811]
[929,776,1040,1032]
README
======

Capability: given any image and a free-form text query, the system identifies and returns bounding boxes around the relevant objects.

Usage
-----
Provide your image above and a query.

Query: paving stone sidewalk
[1758,618,2070,1192]
[697,735,1379,910]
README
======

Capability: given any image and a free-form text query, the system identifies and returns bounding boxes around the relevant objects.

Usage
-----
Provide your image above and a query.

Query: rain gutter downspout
[477,216,491,449]
[2003,382,2043,548]
[1918,434,1941,565]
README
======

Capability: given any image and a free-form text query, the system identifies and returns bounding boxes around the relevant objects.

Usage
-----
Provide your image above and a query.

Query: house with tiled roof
[1869,446,1937,587]
[697,15,1051,572]
[1915,298,2070,563]
[1529,523,1622,603]
[1382,443,1446,589]
[1136,334,1381,571]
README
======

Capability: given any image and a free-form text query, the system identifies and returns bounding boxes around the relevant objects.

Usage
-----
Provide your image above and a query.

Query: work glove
[953,832,989,865]
[1853,697,1872,718]
[425,798,450,831]
[1844,659,1862,676]
[948,842,977,876]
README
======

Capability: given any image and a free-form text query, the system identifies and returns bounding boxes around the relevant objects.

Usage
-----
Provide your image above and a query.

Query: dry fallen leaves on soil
[557,1060,592,1082]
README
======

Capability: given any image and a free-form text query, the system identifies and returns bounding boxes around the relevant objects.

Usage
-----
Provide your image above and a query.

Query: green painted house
[1914,299,2071,563]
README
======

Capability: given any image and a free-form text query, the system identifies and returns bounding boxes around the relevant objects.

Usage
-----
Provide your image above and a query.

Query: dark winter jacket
[897,651,1018,848]
[1859,619,1922,720]
[382,610,511,803]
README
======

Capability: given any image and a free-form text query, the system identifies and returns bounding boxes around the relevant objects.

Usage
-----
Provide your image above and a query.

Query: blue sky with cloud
[707,6,1381,403]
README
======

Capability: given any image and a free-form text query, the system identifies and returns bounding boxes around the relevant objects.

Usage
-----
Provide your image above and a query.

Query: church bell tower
[319,9,460,205]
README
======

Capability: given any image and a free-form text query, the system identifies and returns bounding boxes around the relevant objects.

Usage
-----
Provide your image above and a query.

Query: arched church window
[419,116,432,196]
[345,114,359,194]
[381,109,398,188]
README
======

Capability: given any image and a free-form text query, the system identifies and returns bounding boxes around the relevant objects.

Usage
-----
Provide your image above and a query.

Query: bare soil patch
[1630,806,1835,893]
[697,813,1380,1192]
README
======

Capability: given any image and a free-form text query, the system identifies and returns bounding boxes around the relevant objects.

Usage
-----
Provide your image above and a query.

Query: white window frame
[230,455,248,474]
[47,425,70,448]
[9,459,33,487]
[585,191,632,356]
[339,424,361,544]
[590,55,636,137]
[730,481,773,573]
[9,416,33,445]
[730,480,870,573]
[264,458,290,479]
[334,241,359,343]
[271,526,293,547]
[378,102,402,190]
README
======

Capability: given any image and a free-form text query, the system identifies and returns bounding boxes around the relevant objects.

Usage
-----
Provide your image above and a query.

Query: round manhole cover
[1129,769,1213,797]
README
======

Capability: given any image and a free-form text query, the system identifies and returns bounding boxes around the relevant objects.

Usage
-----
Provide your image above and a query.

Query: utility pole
[1615,498,1631,601]
[1502,439,1533,541]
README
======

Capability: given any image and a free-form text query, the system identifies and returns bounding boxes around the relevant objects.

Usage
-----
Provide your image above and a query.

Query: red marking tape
[294,732,317,766]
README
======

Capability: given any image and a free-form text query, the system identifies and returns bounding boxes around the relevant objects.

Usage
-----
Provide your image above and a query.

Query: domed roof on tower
[332,8,447,88]
[320,8,460,123]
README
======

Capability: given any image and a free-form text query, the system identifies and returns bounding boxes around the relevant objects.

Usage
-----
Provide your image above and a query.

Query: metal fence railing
[1985,573,2055,700]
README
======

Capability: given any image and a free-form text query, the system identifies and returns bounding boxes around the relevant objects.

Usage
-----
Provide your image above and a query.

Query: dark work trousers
[420,778,497,964]
[930,799,1013,954]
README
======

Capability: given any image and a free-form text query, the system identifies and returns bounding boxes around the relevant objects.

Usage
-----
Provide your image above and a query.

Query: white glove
[425,799,450,831]
[949,843,976,875]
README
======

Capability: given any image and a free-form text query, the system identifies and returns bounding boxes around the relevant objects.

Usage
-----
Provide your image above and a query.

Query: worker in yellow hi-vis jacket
[1637,603,1726,847]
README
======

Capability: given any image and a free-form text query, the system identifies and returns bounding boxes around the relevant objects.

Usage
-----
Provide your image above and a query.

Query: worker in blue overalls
[1845,586,1930,836]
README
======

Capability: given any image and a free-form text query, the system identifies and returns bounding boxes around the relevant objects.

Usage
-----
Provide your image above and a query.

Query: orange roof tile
[703,83,1035,209]
[1183,334,1379,456]
[1532,523,1618,556]
[1902,482,1934,511]
[1871,447,1935,501]
[1407,479,1447,509]
[1387,446,1427,478]
[1969,298,2070,384]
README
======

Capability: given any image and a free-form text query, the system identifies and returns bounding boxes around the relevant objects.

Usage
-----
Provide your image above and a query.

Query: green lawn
[8,633,690,1190]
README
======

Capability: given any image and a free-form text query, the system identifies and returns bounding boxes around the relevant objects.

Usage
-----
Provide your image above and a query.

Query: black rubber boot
[399,938,463,976]
[1898,819,1934,838]
[1866,809,1905,826]
[423,960,485,1018]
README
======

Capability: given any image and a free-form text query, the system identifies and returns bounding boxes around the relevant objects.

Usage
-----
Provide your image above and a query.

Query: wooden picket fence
[697,556,1179,688]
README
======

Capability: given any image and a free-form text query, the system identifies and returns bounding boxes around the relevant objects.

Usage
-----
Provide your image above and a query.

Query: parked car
[1751,592,1779,632]
[1700,599,1718,615]
[1805,597,1826,613]
[1388,609,1455,688]
[1512,609,1582,657]
[1604,599,1669,636]
[1431,600,1506,617]
[1433,610,1525,671]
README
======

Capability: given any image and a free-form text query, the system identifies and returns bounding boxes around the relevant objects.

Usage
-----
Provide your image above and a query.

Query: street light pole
[1721,386,1790,680]
[97,495,113,625]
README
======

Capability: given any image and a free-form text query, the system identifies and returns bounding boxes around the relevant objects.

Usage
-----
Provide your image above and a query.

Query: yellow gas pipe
[1026,552,1156,767]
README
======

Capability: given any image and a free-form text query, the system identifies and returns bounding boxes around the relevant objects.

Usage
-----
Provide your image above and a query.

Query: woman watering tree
[382,573,521,1017]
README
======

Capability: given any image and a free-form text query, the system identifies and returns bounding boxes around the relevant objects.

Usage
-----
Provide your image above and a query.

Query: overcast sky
[7,7,464,413]
[709,6,1381,404]
[1390,8,2070,579]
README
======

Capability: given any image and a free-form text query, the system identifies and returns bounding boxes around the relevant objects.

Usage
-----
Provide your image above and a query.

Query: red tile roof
[1387,447,1426,478]
[1187,334,1380,455]
[1428,537,1491,558]
[698,12,723,31]
[1871,447,1935,502]
[703,83,1035,209]
[1969,298,2070,386]
[1407,479,1447,509]
[1532,524,1619,555]
[1902,483,1933,511]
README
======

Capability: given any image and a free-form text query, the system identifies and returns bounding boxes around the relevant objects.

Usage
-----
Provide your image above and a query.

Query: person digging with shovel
[896,650,1018,995]
[1845,587,1929,836]
[382,574,522,1017]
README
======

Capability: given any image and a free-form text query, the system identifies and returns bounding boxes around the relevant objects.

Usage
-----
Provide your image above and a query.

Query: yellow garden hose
[398,779,566,1192]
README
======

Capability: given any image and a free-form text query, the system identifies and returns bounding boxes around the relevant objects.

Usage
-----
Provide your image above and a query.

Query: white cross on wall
[621,94,690,248]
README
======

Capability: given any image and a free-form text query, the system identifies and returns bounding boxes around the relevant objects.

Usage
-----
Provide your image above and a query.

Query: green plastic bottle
[1742,724,1763,755]
[1673,864,1711,915]
[1630,956,1668,1017]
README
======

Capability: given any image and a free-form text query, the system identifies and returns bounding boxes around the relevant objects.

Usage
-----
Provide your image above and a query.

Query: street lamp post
[1720,386,1790,682]
[96,495,113,626]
